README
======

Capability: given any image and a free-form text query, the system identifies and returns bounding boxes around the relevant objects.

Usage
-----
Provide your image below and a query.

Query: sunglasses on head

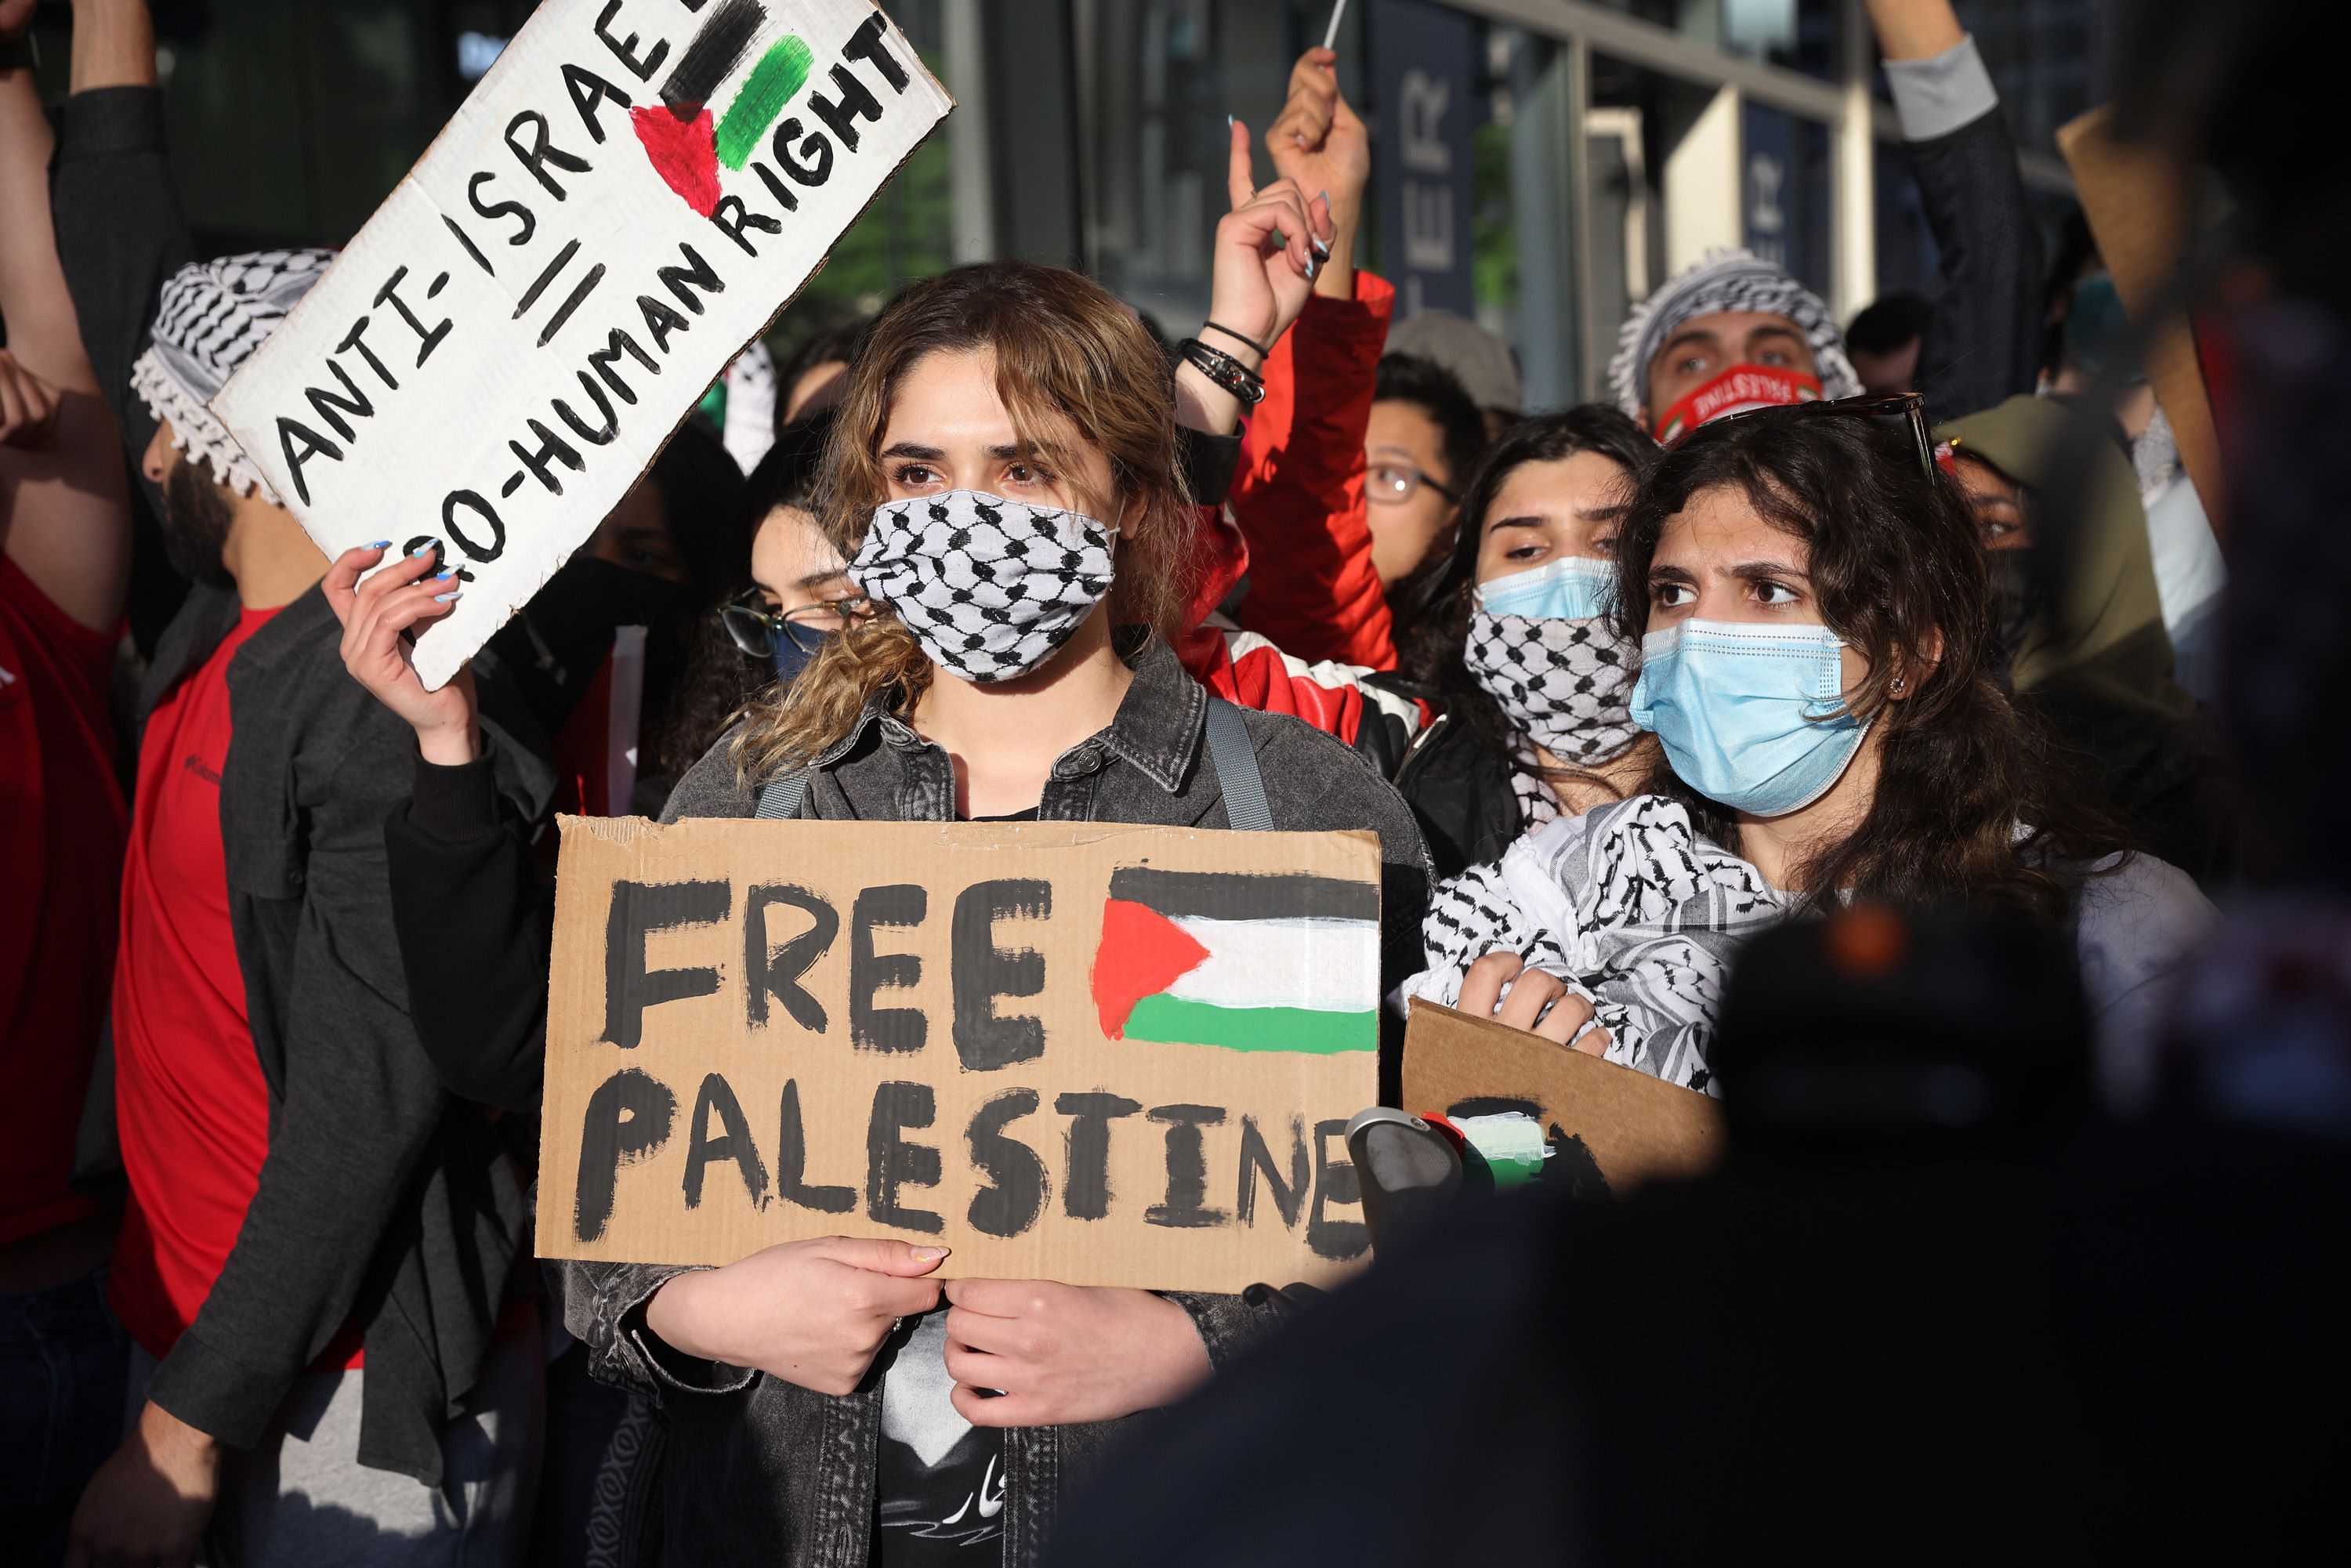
[1712,392,1935,481]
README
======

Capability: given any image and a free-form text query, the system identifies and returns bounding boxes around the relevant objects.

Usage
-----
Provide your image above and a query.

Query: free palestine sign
[212,0,952,689]
[538,817,1383,1293]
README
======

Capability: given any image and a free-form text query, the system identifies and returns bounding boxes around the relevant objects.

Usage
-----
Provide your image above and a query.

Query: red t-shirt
[0,558,127,1247]
[106,607,364,1366]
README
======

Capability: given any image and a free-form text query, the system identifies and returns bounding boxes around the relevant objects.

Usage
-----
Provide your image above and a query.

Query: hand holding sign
[942,1278,1212,1427]
[646,1236,949,1397]
[323,541,482,764]
[1458,951,1607,1052]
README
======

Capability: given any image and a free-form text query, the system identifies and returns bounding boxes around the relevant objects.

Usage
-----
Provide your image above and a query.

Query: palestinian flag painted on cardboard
[1092,867,1378,1055]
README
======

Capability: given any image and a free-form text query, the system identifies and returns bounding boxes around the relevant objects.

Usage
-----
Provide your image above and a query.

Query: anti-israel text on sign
[538,817,1383,1294]
[212,0,953,688]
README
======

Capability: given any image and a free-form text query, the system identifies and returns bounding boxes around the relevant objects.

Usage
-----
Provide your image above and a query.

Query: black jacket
[566,632,1433,1567]
[129,585,551,1483]
[1391,710,1523,884]
[1907,101,2045,422]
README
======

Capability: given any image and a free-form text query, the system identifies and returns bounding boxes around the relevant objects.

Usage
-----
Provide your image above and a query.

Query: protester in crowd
[1613,0,2041,436]
[45,5,550,1559]
[1389,406,1661,878]
[1409,405,2212,1103]
[773,317,870,429]
[327,154,1430,1558]
[1845,290,1933,396]
[1940,393,2233,881]
[478,417,744,817]
[1365,354,1488,621]
[646,411,850,786]
[2046,272,2226,702]
[0,14,136,1556]
[66,244,552,1567]
[1386,309,1523,442]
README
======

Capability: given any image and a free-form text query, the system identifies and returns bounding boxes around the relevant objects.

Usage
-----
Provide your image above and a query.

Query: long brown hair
[1613,411,2116,929]
[735,262,1196,784]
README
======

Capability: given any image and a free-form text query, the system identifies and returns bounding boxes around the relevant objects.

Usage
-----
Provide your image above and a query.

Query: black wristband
[1178,338,1266,407]
[1200,319,1270,361]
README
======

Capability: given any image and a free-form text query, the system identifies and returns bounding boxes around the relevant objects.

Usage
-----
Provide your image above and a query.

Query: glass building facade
[23,0,2111,401]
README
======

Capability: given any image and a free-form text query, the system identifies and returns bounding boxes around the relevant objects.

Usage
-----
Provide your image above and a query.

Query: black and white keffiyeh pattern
[1605,247,1860,420]
[849,490,1117,683]
[131,248,336,502]
[1464,608,1643,766]
[1405,795,1787,1095]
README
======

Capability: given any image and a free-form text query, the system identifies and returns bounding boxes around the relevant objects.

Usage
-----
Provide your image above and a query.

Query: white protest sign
[212,0,953,688]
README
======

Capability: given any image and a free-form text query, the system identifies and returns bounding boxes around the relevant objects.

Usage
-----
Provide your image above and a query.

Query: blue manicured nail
[433,588,463,603]
[433,570,454,581]
[408,541,440,557]
[368,539,392,549]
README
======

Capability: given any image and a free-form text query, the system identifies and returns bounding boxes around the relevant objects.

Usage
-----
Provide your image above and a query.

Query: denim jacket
[564,632,1431,1566]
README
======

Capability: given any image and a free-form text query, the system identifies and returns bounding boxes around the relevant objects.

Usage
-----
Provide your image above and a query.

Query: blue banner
[1372,0,1478,318]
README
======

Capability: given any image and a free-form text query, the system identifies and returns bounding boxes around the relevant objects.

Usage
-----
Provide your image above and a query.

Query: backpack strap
[1204,697,1273,832]
[754,770,809,820]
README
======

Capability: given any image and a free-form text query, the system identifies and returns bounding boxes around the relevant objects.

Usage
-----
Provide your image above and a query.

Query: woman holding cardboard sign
[335,124,1430,1566]
[596,174,1429,1567]
[1409,403,2212,1101]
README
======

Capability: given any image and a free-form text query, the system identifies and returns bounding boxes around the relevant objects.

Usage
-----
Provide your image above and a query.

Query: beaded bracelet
[1177,338,1267,407]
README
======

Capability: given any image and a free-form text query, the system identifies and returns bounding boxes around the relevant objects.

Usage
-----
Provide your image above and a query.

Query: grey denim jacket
[565,633,1430,1566]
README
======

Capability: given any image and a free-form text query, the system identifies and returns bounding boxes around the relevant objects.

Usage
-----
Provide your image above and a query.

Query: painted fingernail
[1226,114,1234,129]
[408,541,440,557]
[912,1245,949,1261]
[1318,190,1330,206]
[433,588,463,603]
[434,570,454,581]
[368,539,392,550]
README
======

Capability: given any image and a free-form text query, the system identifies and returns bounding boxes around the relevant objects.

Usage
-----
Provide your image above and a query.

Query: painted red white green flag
[1092,867,1378,1055]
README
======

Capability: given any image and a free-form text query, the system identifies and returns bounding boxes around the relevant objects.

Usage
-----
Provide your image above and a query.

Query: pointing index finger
[1226,117,1255,211]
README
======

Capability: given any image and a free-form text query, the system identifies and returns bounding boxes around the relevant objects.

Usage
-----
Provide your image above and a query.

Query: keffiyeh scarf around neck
[1405,795,1788,1095]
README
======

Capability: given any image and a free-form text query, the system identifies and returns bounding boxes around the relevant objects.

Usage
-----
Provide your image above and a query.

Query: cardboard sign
[1400,1001,1724,1194]
[212,0,953,687]
[537,817,1384,1293]
[2055,106,2226,538]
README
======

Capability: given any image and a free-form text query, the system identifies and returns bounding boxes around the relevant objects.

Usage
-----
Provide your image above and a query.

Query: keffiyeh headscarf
[131,248,336,502]
[1606,248,1860,421]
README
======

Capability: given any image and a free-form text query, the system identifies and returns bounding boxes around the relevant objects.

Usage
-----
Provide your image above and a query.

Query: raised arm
[1226,49,1397,670]
[53,0,190,474]
[1,13,131,632]
[1864,0,2044,418]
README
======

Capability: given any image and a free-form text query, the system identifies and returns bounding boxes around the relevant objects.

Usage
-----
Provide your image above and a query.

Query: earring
[1890,676,1907,696]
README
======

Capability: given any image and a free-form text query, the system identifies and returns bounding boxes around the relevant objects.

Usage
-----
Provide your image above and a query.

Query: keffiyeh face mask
[1465,559,1643,765]
[849,490,1117,683]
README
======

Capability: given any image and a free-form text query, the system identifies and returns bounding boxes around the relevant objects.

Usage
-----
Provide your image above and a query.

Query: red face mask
[1650,362,1824,444]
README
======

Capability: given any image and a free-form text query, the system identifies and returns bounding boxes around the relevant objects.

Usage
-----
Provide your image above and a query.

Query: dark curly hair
[1612,408,2115,928]
[1400,404,1658,795]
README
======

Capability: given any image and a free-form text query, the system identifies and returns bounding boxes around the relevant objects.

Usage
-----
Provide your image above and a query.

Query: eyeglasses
[1367,462,1459,505]
[1712,392,1935,481]
[719,588,872,660]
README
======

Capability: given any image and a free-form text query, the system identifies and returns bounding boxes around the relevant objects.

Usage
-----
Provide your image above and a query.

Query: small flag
[1092,867,1378,1055]
[632,0,814,214]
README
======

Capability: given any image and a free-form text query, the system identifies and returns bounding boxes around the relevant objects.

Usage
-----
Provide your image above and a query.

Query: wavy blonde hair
[734,262,1197,785]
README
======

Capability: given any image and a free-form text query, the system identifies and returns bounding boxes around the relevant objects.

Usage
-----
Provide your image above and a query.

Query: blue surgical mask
[1475,556,1615,621]
[769,620,830,683]
[1628,619,1869,817]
